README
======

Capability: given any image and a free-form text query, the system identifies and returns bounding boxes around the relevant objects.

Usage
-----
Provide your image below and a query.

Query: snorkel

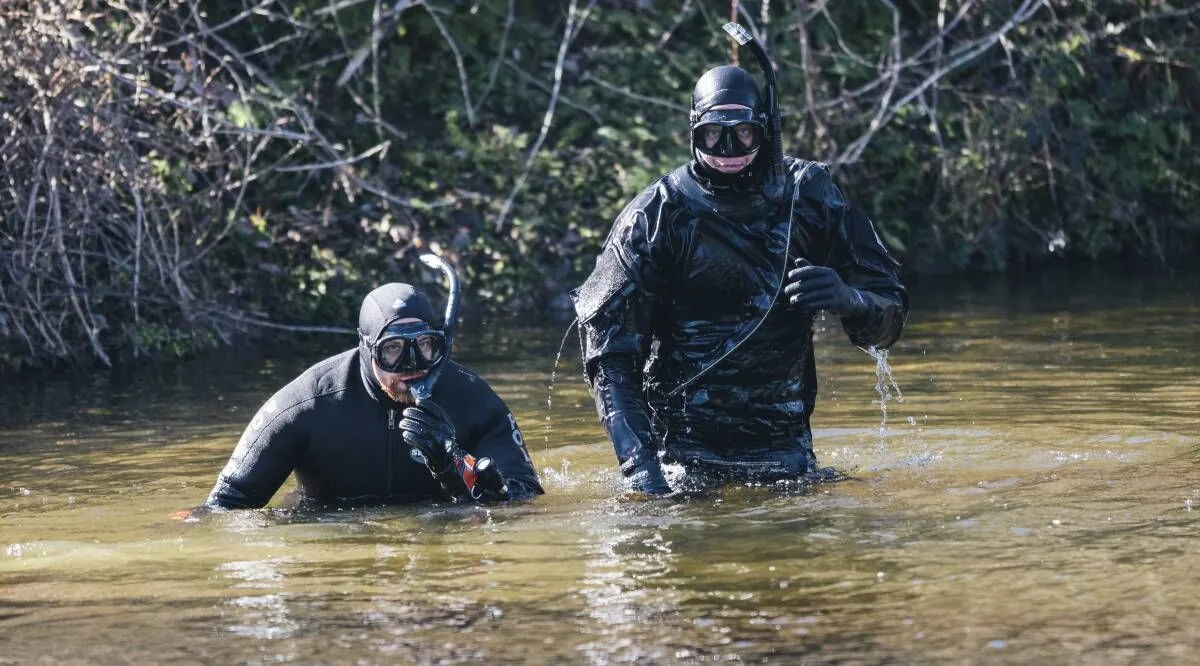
[403,254,507,498]
[407,253,460,404]
[722,22,787,203]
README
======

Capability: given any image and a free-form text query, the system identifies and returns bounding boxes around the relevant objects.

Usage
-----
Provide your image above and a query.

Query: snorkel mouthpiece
[408,254,460,404]
[722,22,787,202]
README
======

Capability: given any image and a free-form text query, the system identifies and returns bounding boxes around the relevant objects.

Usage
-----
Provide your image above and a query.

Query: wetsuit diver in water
[572,24,908,495]
[205,271,543,509]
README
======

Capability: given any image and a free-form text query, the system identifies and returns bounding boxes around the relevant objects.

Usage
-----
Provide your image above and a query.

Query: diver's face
[371,317,429,405]
[698,104,758,174]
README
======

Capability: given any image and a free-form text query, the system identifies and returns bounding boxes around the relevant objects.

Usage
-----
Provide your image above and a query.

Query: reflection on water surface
[3,269,1199,663]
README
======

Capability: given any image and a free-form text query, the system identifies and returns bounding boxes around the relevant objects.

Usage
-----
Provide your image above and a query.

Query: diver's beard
[371,360,428,406]
[380,383,416,405]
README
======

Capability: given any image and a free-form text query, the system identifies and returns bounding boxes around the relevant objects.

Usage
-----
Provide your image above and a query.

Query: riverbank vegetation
[2,0,1196,370]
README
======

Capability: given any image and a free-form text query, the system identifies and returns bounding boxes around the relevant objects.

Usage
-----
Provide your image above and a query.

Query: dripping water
[545,318,580,449]
[866,345,904,453]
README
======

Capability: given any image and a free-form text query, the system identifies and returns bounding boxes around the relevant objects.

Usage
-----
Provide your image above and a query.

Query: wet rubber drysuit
[206,302,543,508]
[573,157,908,484]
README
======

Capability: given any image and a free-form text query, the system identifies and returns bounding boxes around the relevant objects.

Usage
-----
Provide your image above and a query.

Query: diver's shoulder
[439,360,488,387]
[284,349,357,401]
[434,361,504,402]
[625,167,686,206]
[784,156,846,207]
[609,169,689,233]
[784,156,832,181]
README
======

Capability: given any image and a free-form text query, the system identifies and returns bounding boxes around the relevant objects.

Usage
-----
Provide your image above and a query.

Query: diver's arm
[205,392,307,509]
[465,406,544,502]
[831,203,908,349]
[574,185,674,494]
[790,164,907,349]
[589,356,669,493]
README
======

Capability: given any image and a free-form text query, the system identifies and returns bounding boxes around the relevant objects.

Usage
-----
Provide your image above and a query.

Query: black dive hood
[357,254,460,404]
[720,22,787,202]
[689,65,767,190]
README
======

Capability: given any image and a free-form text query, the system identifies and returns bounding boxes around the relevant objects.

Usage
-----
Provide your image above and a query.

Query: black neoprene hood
[690,66,763,119]
[358,283,436,342]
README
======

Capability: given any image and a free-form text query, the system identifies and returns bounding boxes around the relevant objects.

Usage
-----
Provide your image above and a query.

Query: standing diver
[205,257,543,509]
[572,24,908,495]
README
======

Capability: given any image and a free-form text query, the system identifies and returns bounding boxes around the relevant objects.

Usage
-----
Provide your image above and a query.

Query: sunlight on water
[3,273,1200,663]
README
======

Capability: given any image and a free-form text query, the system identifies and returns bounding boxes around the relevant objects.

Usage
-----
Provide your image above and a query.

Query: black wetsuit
[573,157,908,481]
[205,352,543,508]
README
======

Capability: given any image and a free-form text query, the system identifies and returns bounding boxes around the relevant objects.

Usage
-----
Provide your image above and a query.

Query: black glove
[623,457,672,496]
[783,258,867,317]
[399,401,457,477]
[401,402,512,501]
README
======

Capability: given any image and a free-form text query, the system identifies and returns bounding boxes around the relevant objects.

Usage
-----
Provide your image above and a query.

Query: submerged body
[206,353,542,508]
[206,281,542,509]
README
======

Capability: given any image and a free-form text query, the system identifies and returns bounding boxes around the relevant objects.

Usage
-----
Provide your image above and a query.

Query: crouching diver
[572,23,908,496]
[204,257,543,509]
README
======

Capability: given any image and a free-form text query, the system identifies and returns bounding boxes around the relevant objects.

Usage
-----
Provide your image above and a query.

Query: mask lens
[377,338,410,371]
[415,334,445,364]
[733,123,762,150]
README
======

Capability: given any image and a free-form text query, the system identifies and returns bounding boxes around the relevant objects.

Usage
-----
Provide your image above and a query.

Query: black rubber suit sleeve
[205,392,309,509]
[575,183,674,473]
[817,179,909,349]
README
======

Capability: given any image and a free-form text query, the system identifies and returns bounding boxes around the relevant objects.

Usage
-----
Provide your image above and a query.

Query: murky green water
[3,270,1199,664]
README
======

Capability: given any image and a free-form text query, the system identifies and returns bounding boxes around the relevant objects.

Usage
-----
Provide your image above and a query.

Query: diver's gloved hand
[401,401,511,501]
[470,456,510,501]
[399,401,458,477]
[623,457,672,496]
[784,258,867,317]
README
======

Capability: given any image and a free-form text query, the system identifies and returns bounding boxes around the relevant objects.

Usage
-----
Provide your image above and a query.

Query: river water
[2,269,1199,664]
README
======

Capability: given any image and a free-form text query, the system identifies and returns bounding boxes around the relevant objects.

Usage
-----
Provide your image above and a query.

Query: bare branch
[473,0,516,117]
[422,0,476,127]
[336,0,415,88]
[834,0,1047,166]
[494,0,598,233]
[581,72,688,112]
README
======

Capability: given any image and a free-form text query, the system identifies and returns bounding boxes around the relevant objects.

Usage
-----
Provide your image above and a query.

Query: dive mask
[369,321,447,373]
[691,107,766,158]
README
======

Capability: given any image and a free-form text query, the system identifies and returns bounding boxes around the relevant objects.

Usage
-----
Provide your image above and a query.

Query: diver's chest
[672,221,792,315]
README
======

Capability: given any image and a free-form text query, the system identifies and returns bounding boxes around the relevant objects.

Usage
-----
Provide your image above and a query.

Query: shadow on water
[3,265,1200,663]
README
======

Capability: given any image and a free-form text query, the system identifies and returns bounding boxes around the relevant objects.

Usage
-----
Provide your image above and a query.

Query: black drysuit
[205,352,543,509]
[573,158,908,481]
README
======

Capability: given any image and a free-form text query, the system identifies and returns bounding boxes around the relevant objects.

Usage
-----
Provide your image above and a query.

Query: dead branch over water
[1,0,393,367]
[2,1,1196,370]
